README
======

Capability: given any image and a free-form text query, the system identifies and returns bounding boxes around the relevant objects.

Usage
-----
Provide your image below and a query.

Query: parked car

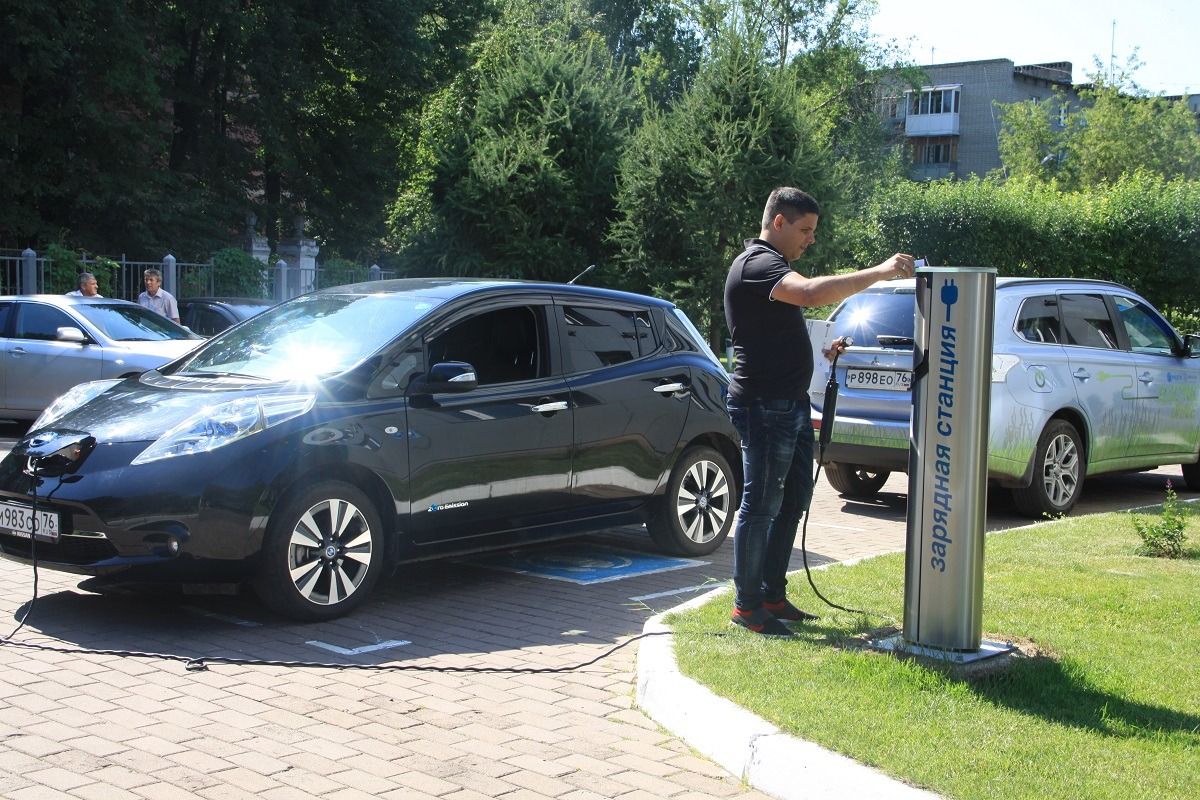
[0,295,203,420]
[811,278,1200,517]
[0,279,741,620]
[178,297,275,337]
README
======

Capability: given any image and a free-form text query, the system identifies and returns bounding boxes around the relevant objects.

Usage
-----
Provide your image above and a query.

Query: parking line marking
[629,583,715,602]
[182,606,262,627]
[306,639,411,656]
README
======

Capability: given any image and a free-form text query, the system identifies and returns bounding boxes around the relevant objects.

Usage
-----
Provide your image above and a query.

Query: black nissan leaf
[0,280,741,621]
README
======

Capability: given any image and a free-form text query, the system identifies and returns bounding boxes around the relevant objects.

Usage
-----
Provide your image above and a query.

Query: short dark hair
[761,187,820,228]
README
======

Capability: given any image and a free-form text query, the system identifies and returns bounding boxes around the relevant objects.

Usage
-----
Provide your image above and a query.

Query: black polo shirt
[723,239,812,402]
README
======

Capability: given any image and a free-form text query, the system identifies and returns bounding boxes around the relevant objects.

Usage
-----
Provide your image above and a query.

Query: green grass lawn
[668,511,1200,800]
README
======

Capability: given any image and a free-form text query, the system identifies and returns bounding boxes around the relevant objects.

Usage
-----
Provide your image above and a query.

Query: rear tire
[647,446,735,556]
[255,481,385,621]
[1012,419,1085,518]
[824,462,890,498]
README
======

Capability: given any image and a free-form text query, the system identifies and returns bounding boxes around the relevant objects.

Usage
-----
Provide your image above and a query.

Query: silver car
[0,295,203,419]
[811,278,1200,516]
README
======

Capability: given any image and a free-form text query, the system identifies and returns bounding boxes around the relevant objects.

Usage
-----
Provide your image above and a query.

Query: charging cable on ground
[798,337,880,618]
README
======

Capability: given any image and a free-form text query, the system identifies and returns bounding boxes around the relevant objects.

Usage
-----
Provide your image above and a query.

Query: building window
[908,87,960,116]
[912,137,957,165]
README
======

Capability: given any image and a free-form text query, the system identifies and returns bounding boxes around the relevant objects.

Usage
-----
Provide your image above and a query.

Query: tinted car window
[15,303,76,340]
[1015,295,1062,344]
[427,305,545,385]
[1114,296,1176,355]
[0,301,14,335]
[828,289,916,345]
[1060,293,1118,350]
[189,305,229,336]
[563,305,644,369]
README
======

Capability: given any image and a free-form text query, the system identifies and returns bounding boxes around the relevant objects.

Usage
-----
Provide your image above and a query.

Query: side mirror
[56,326,88,343]
[1181,333,1200,357]
[412,361,478,394]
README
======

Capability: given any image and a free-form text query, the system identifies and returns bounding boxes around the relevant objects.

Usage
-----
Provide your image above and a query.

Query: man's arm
[770,253,915,308]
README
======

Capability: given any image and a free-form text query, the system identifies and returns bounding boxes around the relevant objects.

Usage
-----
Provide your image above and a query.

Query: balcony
[905,112,960,137]
[911,162,957,181]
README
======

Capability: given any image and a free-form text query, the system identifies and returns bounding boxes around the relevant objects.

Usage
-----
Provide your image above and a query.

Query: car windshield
[74,303,197,341]
[828,288,916,346]
[166,292,438,381]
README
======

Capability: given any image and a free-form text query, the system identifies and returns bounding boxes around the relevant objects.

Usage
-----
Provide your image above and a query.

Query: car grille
[0,531,119,565]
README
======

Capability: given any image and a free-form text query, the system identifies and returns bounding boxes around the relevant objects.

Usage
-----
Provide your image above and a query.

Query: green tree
[397,28,638,282]
[609,29,837,346]
[1,0,488,261]
[997,73,1200,189]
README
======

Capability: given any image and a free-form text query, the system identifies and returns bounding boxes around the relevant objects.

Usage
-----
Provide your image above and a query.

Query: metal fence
[0,250,395,302]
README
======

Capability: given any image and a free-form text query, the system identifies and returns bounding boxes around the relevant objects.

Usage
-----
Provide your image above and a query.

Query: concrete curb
[635,586,939,800]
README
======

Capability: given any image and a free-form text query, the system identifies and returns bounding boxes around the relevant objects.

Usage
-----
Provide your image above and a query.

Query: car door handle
[531,400,569,414]
[1072,368,1090,381]
[1138,372,1154,384]
[653,382,687,394]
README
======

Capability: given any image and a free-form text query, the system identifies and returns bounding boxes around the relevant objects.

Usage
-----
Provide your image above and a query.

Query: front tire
[647,446,735,556]
[1182,459,1200,491]
[1012,419,1085,518]
[255,481,385,621]
[824,462,890,498]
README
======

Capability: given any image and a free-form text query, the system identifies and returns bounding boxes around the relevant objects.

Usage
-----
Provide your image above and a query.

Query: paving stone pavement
[0,428,1191,800]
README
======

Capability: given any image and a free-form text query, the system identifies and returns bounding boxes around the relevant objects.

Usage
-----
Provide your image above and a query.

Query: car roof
[311,277,678,309]
[180,297,275,306]
[0,294,143,307]
[859,276,1136,293]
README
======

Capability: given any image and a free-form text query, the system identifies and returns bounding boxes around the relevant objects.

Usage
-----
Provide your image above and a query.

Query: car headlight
[33,379,124,431]
[131,394,316,465]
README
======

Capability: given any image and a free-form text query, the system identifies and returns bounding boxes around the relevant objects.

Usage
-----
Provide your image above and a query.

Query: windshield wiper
[876,335,915,347]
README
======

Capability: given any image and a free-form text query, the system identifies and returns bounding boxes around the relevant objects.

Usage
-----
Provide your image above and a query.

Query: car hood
[39,376,282,445]
[107,338,203,362]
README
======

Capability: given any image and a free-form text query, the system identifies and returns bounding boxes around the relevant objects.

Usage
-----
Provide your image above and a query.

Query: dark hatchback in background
[0,279,741,620]
[178,297,275,336]
[812,277,1200,516]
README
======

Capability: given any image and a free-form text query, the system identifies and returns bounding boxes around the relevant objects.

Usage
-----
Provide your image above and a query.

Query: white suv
[810,278,1200,516]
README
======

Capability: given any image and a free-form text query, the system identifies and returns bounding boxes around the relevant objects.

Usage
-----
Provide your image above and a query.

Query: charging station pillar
[903,267,996,651]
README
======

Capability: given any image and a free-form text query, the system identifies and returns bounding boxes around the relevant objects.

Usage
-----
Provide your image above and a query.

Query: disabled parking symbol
[460,542,706,585]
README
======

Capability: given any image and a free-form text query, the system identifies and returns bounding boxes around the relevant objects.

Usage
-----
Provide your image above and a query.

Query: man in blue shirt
[723,187,914,636]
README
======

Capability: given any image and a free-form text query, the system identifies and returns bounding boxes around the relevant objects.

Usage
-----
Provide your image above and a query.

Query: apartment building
[880,58,1078,180]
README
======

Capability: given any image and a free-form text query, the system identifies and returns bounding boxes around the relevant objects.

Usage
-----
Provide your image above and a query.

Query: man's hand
[822,335,852,362]
[878,252,916,279]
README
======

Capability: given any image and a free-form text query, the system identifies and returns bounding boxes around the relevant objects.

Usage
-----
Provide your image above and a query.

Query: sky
[866,0,1197,96]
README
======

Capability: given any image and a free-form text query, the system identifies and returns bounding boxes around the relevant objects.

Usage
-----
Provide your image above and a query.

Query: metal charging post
[894,266,1009,659]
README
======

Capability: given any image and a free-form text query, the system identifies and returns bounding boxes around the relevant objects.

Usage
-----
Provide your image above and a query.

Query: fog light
[167,537,180,555]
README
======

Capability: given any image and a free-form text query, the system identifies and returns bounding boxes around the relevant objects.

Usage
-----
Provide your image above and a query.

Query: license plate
[845,367,912,392]
[0,500,60,542]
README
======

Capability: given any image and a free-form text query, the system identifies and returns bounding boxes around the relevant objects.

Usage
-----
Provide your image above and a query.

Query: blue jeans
[727,396,815,611]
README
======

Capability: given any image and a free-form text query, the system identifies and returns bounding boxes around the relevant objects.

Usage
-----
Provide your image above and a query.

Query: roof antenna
[568,264,597,284]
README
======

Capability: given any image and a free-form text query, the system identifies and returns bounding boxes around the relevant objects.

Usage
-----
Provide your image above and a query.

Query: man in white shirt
[65,272,102,297]
[138,268,180,323]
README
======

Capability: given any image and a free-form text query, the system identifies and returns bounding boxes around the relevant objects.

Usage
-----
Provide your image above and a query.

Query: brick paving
[0,427,1191,799]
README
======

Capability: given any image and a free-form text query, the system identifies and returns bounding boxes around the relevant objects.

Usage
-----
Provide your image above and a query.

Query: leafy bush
[855,174,1200,319]
[45,244,121,297]
[200,248,267,298]
[1131,481,1190,558]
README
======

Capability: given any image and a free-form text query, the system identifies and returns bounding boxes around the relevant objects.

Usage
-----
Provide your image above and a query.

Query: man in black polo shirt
[724,187,914,636]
